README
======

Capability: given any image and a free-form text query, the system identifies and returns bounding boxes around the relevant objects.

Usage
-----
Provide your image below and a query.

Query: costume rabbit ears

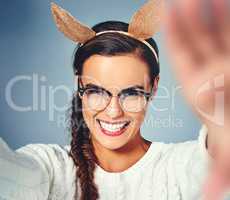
[50,0,164,44]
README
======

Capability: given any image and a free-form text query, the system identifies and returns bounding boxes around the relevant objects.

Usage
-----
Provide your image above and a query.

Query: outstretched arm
[164,0,230,199]
[0,138,50,199]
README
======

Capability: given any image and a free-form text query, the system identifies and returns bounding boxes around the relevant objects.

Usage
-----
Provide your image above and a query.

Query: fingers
[164,3,202,85]
[179,0,222,59]
[212,0,230,52]
[165,0,230,70]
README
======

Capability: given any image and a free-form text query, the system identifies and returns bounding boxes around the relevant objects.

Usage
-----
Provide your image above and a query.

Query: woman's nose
[105,96,123,118]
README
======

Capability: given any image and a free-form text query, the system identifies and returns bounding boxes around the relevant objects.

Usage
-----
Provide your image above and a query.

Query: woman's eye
[123,90,143,97]
[86,89,104,95]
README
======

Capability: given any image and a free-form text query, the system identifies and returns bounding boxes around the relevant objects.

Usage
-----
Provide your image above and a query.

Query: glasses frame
[77,77,153,112]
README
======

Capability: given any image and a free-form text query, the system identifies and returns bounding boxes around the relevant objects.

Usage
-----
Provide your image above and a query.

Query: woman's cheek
[127,113,143,131]
[81,101,96,123]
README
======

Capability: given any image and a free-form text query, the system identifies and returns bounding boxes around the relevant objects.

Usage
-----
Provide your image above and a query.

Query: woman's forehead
[81,54,151,90]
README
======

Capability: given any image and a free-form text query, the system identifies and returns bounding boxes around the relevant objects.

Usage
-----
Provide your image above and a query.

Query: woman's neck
[91,133,152,173]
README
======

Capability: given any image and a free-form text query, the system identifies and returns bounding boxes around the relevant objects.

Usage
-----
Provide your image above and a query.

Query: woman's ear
[153,75,160,93]
[74,75,83,99]
[150,75,160,100]
[74,75,78,91]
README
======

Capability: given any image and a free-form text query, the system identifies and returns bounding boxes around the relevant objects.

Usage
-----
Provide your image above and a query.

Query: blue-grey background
[0,0,201,150]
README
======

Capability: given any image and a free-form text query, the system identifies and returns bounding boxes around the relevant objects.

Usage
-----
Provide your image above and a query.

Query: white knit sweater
[0,126,226,200]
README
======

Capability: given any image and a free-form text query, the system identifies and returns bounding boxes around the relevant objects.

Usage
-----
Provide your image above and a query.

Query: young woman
[0,0,230,200]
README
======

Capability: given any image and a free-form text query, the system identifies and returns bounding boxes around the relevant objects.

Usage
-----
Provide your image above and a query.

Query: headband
[51,0,164,63]
[85,30,159,63]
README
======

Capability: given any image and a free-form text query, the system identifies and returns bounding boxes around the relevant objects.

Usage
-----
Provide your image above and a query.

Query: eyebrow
[85,83,144,91]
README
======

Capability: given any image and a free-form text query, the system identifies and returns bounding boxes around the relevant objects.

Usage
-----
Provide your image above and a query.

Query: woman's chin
[93,135,129,150]
[92,132,132,151]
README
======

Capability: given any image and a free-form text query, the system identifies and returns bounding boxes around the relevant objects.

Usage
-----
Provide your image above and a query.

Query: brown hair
[69,20,160,200]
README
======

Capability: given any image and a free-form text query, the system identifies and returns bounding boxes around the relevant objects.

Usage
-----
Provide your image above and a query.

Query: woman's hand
[163,0,230,199]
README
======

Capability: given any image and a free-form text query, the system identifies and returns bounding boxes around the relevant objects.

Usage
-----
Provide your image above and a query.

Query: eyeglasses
[77,78,153,113]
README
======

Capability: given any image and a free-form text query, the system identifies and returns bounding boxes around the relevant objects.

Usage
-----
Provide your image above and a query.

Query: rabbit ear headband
[50,0,164,63]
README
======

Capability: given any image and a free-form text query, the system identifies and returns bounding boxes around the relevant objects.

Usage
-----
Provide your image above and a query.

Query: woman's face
[79,54,158,150]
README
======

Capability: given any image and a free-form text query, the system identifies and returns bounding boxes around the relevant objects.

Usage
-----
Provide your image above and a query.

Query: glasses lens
[121,91,147,112]
[84,88,109,111]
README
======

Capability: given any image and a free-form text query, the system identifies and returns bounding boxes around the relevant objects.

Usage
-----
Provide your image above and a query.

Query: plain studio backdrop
[0,0,201,150]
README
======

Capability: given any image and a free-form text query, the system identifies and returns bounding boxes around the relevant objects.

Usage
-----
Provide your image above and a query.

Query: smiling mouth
[96,119,130,136]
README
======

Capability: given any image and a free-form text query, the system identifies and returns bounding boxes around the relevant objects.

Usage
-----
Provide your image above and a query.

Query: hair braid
[69,93,99,200]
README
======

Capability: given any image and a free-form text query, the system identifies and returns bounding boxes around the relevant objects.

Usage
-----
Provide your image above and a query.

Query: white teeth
[99,120,128,132]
